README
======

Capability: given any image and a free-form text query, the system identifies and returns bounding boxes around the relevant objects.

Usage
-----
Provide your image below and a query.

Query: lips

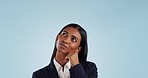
[59,43,68,49]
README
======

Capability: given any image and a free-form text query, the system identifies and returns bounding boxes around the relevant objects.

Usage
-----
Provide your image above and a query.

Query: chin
[58,49,69,56]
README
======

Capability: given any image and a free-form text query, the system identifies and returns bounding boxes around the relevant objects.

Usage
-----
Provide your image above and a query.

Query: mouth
[59,43,68,49]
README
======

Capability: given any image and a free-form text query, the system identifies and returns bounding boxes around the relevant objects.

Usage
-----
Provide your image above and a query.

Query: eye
[61,32,67,37]
[71,37,77,42]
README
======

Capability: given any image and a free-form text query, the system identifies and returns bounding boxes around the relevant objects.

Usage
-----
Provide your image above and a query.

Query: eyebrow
[63,30,79,41]
[62,30,68,34]
[71,35,79,41]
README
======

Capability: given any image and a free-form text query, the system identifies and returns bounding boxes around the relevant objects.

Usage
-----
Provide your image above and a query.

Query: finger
[74,52,78,55]
[75,49,79,53]
[65,56,70,62]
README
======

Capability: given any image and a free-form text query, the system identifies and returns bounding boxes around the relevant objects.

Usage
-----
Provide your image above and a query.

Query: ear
[76,46,82,53]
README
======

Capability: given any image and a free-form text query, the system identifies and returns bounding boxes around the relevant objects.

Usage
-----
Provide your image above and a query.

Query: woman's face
[56,27,81,56]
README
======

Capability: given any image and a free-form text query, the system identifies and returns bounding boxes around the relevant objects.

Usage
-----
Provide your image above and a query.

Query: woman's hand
[66,51,79,67]
[69,52,79,67]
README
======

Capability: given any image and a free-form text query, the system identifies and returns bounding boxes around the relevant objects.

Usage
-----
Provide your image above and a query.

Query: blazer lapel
[47,61,59,78]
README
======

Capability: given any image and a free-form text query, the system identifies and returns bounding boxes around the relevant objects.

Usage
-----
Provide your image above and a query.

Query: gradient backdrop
[0,0,148,78]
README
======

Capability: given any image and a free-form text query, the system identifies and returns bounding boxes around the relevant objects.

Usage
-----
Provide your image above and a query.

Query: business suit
[32,61,98,78]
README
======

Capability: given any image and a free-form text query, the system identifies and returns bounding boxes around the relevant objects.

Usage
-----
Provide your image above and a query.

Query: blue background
[0,0,148,78]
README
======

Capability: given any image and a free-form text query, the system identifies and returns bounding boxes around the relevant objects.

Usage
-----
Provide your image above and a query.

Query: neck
[55,51,68,66]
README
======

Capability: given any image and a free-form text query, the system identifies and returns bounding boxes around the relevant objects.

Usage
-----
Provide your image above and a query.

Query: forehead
[62,27,81,39]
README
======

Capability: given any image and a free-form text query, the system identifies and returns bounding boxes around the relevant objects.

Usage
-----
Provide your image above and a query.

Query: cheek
[69,44,79,52]
[56,36,64,44]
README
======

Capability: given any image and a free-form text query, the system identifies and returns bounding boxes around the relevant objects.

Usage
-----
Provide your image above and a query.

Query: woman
[32,23,98,78]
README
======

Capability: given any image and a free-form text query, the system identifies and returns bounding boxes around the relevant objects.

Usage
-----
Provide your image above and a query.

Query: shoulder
[33,66,48,74]
[80,61,98,72]
[32,66,48,78]
[81,61,97,68]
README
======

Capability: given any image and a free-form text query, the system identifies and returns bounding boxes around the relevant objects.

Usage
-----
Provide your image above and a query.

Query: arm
[67,50,98,78]
[87,62,98,78]
[69,62,98,78]
[70,64,88,78]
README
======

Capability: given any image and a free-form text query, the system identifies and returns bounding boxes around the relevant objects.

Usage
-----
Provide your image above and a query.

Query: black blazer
[32,61,98,78]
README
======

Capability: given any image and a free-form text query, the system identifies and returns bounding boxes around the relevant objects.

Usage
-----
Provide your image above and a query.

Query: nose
[63,37,70,44]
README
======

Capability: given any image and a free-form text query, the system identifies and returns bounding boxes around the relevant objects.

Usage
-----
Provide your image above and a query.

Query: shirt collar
[53,58,71,71]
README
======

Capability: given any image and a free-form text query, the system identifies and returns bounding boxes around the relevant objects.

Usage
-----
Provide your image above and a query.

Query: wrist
[71,61,79,67]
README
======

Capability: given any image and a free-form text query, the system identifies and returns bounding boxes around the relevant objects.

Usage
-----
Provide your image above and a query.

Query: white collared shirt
[53,59,71,78]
